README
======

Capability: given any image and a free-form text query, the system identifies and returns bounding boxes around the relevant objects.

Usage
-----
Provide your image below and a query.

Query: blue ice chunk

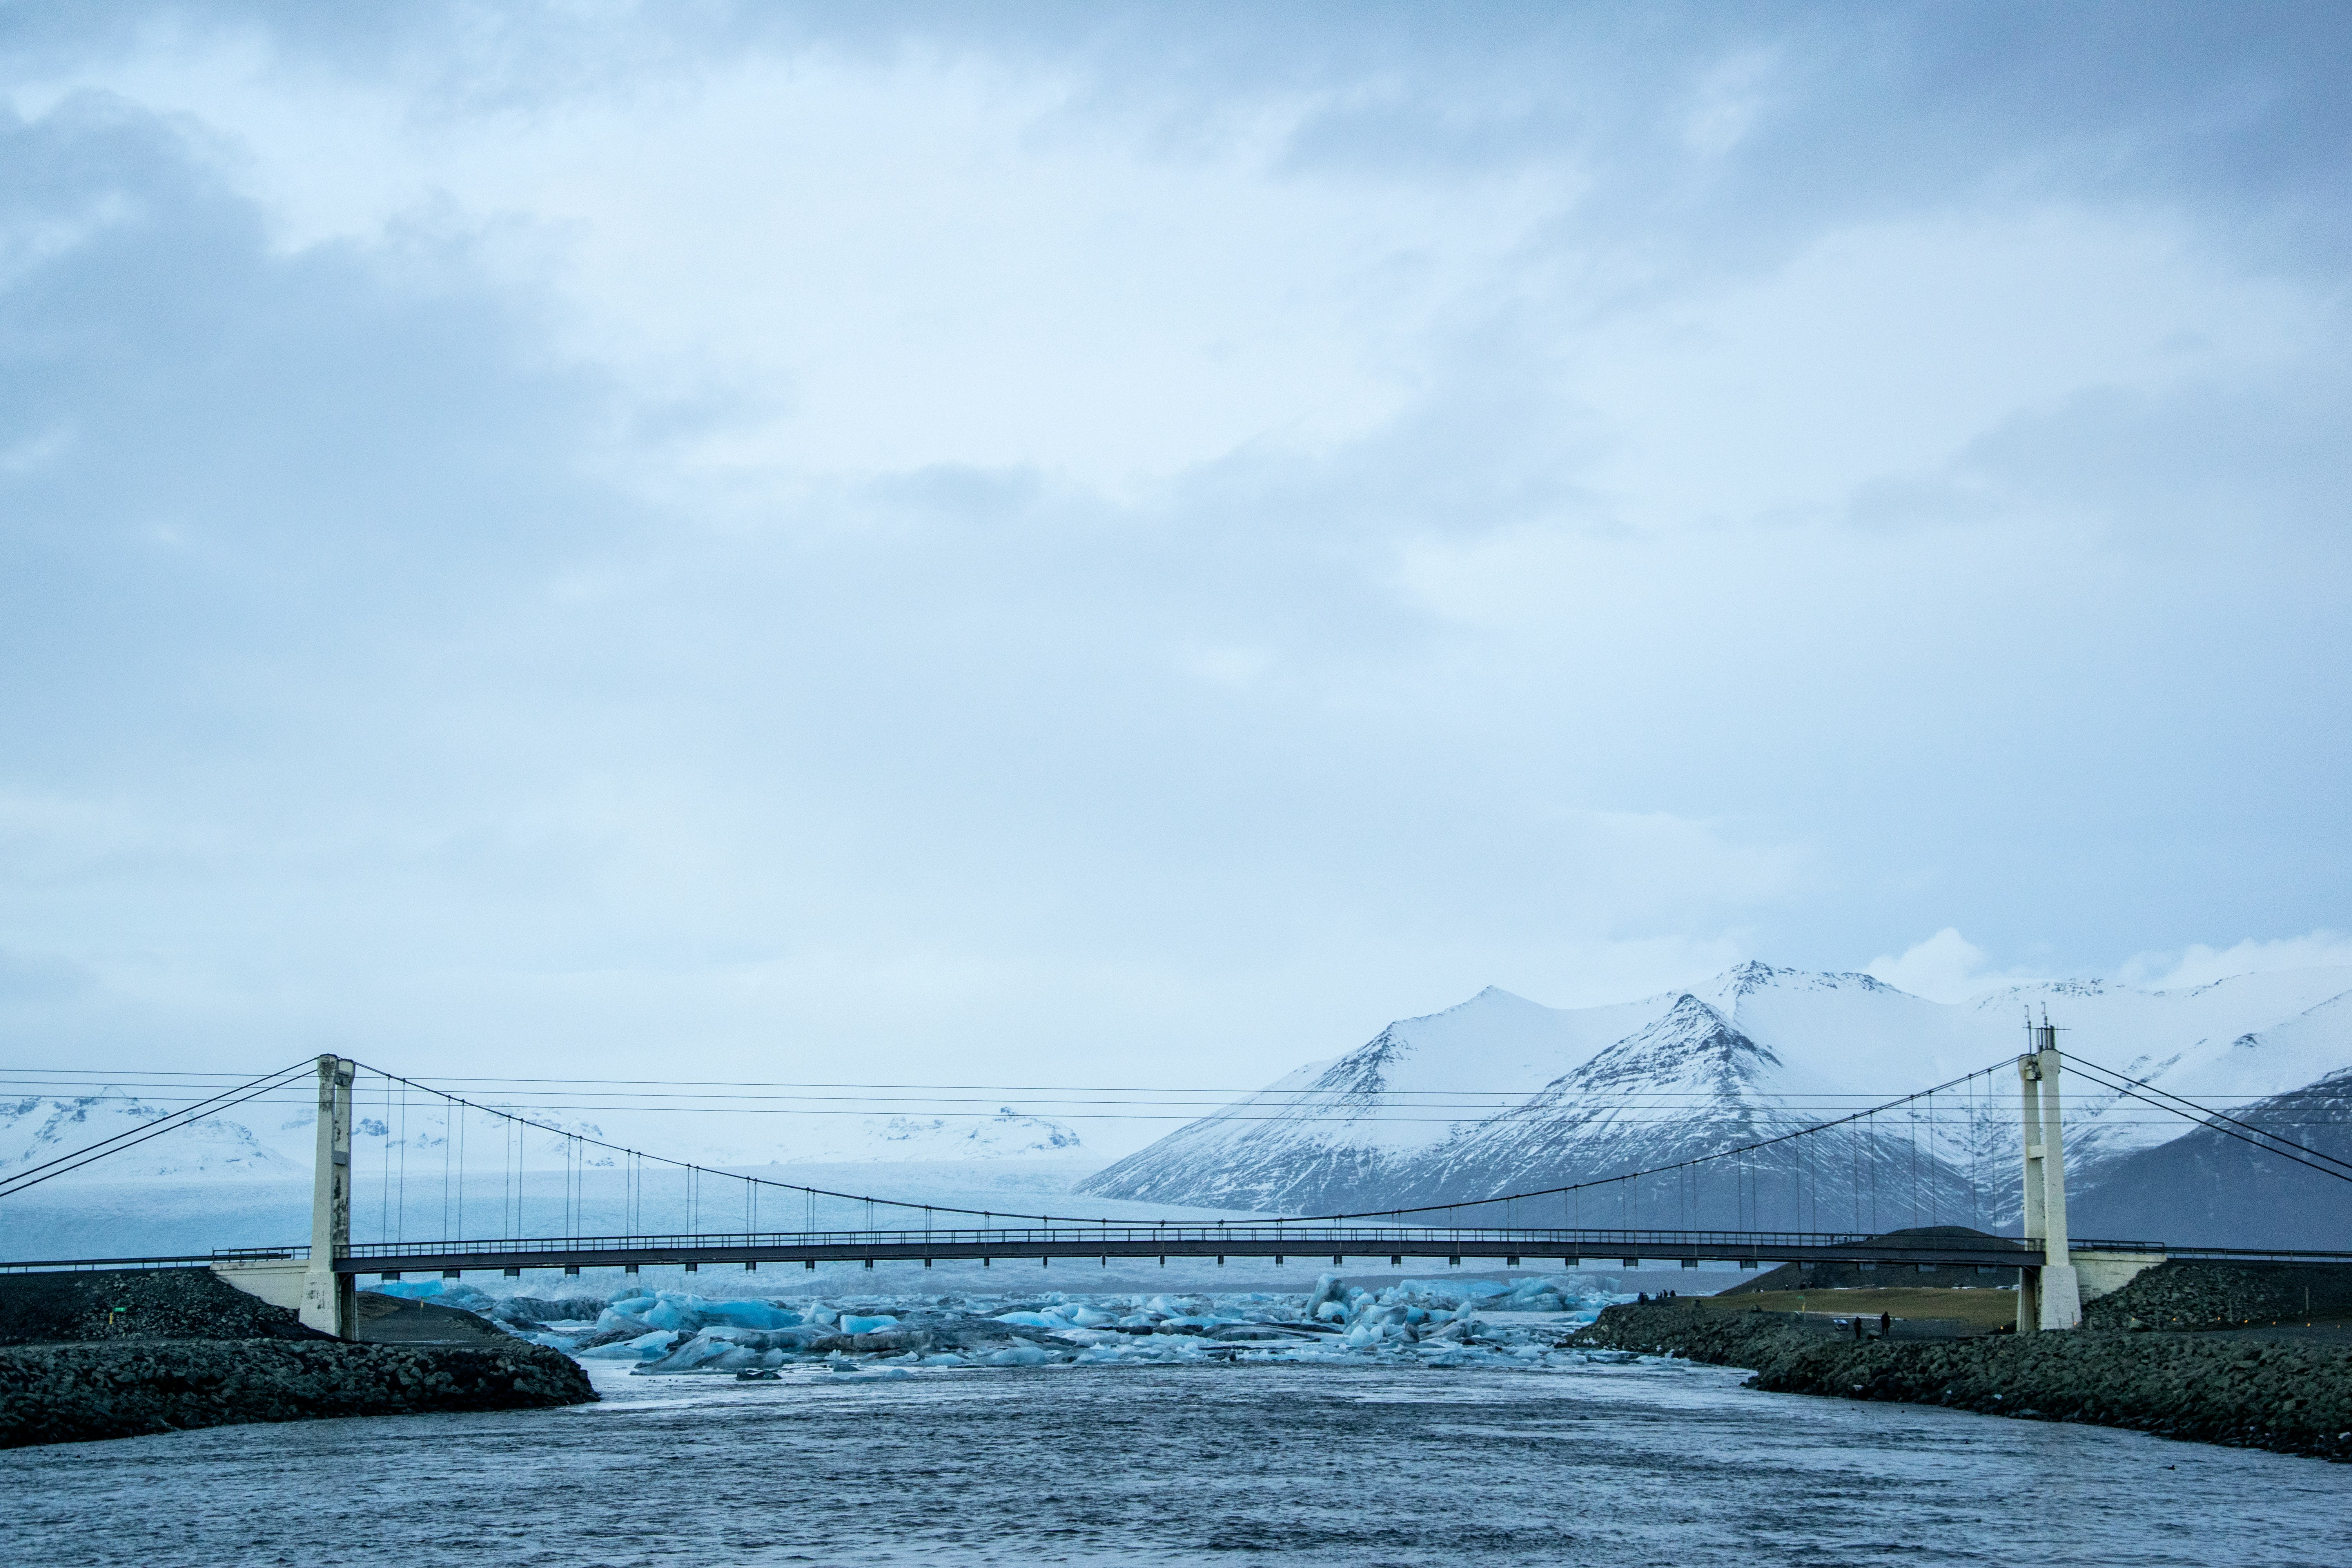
[594,1305,655,1334]
[642,1298,695,1331]
[704,1301,802,1329]
[577,1330,678,1361]
[840,1314,898,1334]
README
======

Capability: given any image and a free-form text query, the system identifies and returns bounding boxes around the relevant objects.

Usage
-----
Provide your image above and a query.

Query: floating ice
[608,1275,1625,1378]
[576,1330,682,1362]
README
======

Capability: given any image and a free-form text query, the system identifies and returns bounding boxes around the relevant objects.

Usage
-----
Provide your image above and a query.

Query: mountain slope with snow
[2067,1067,2352,1247]
[1401,996,1806,1212]
[1071,985,1659,1212]
[0,1086,1086,1198]
[0,1092,306,1182]
[1079,962,2352,1243]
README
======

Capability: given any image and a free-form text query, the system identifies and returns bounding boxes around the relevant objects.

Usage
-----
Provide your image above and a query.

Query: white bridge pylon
[2018,1022,2083,1331]
[302,1054,358,1338]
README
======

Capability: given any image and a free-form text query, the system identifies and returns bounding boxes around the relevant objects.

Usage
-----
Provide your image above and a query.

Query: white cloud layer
[2118,931,2352,993]
[1866,929,2038,1004]
[0,5,2345,1123]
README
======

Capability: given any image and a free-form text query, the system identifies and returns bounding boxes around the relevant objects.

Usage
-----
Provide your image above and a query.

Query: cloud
[0,10,2345,1105]
[1866,929,2037,1003]
[0,944,96,1003]
[2118,930,2352,992]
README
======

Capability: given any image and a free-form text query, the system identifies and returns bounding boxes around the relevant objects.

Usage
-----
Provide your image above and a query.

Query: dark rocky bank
[2079,1258,2352,1331]
[1719,1225,2020,1294]
[0,1265,334,1346]
[0,1269,595,1448]
[1574,1294,2352,1462]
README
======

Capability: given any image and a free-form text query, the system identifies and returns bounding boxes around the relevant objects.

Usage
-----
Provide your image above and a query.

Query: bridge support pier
[2017,1026,2082,1332]
[300,1055,357,1338]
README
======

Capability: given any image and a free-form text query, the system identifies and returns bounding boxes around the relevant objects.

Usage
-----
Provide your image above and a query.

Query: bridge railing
[338,1226,1875,1257]
[0,1252,232,1274]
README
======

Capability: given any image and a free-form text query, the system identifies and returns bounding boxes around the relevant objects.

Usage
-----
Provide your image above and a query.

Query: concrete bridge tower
[300,1055,357,1337]
[2016,1023,2083,1331]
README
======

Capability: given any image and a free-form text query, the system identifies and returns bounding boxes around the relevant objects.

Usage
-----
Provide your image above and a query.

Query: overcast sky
[2,2,2347,1099]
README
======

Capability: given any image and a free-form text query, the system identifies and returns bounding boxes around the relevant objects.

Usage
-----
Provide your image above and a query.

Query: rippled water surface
[9,1359,2350,1566]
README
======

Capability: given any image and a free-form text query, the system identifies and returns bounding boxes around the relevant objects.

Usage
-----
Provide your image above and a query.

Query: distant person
[1852,1317,1864,1341]
[1637,1292,1649,1304]
[1880,1311,1892,1338]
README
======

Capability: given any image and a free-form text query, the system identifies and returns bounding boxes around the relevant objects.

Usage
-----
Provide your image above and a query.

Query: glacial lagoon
[10,1276,2352,1567]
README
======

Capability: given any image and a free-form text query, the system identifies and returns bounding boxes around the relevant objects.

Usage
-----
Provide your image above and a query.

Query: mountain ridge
[1078,962,2352,1243]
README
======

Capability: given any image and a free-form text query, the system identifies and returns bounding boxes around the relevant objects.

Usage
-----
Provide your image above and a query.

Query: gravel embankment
[2080,1259,2352,1330]
[0,1268,597,1448]
[0,1267,330,1345]
[1573,1299,2352,1461]
[0,1338,597,1448]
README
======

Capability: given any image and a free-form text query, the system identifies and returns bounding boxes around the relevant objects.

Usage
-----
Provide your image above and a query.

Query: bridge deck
[21,1230,2348,1279]
[217,1225,2069,1276]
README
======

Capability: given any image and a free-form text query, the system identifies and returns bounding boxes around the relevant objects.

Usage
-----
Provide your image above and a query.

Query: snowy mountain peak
[1555,995,1781,1098]
[1084,957,2352,1230]
[1694,962,1902,1020]
[1717,960,1791,995]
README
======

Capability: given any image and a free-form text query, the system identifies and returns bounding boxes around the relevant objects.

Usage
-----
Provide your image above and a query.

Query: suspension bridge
[7,1023,2349,1337]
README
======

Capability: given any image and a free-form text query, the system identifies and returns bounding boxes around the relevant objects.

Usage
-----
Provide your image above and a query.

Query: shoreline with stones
[1,1337,597,1448]
[0,1268,595,1450]
[1572,1265,2352,1463]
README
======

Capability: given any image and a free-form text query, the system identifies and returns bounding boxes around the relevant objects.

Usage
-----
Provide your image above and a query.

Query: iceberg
[576,1330,682,1362]
[608,1275,1624,1377]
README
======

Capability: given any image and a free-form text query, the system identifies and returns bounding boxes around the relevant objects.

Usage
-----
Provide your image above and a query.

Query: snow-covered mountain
[0,1091,307,1181]
[0,1085,1083,1194]
[11,962,2344,1250]
[1079,962,2352,1245]
[757,1107,1083,1163]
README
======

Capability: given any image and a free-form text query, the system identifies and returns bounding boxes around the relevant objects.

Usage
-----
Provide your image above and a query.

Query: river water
[9,1358,2349,1566]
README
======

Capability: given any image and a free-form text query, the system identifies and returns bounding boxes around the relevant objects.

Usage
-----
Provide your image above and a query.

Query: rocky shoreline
[0,1269,597,1449]
[0,1337,597,1448]
[1573,1299,2352,1461]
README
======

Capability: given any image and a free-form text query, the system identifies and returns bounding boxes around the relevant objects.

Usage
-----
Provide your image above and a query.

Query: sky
[1,2,2348,1111]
